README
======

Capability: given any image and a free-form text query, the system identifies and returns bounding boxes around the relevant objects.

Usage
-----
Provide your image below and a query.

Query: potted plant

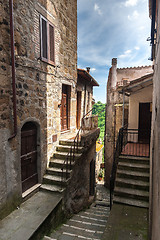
[98,169,103,181]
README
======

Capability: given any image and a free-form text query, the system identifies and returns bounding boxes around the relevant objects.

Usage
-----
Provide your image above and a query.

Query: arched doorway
[21,122,38,193]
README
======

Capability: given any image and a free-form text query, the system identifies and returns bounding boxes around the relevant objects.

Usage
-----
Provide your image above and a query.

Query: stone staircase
[40,139,83,194]
[113,155,150,208]
[43,201,110,240]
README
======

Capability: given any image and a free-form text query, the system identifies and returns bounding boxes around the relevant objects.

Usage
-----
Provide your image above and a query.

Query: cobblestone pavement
[43,183,110,240]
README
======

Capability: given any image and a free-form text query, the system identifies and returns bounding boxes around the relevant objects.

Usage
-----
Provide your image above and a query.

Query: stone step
[59,139,81,146]
[117,169,149,181]
[50,223,102,239]
[49,159,74,169]
[43,174,69,187]
[119,155,150,165]
[43,236,56,240]
[40,184,65,193]
[78,210,109,221]
[118,162,149,173]
[115,177,149,191]
[53,151,82,160]
[72,214,108,226]
[67,218,106,232]
[114,186,149,202]
[56,145,83,153]
[95,200,110,207]
[113,196,149,208]
[46,167,71,178]
[86,207,110,216]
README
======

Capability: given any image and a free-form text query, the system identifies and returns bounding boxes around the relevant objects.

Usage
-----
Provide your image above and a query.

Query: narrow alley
[43,183,110,240]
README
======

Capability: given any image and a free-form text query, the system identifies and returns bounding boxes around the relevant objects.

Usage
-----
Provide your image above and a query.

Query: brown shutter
[41,17,48,60]
[49,24,55,63]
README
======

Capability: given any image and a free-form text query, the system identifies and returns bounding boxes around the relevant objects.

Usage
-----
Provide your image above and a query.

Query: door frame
[20,120,41,193]
[76,91,82,129]
[138,102,152,143]
[61,84,71,131]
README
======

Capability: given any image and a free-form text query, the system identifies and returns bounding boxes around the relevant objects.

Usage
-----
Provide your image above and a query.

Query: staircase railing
[110,127,150,209]
[61,105,106,187]
[110,127,124,209]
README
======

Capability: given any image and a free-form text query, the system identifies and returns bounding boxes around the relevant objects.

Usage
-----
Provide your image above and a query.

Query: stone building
[105,58,153,187]
[77,68,99,128]
[0,0,99,221]
[149,0,160,239]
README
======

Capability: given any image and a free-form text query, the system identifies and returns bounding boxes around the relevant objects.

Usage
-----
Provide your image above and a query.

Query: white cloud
[94,3,102,15]
[135,46,140,50]
[124,0,138,7]
[90,68,96,72]
[119,49,132,58]
[128,10,139,20]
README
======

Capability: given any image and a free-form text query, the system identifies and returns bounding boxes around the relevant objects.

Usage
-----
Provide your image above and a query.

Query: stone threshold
[0,191,62,240]
[22,183,41,202]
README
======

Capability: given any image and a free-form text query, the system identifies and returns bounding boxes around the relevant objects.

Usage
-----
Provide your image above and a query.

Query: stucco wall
[117,66,153,84]
[128,85,153,129]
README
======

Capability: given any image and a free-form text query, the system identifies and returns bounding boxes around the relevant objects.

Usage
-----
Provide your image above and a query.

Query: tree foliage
[92,101,105,142]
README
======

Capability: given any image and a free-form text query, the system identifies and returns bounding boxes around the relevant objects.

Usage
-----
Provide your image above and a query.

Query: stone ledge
[81,128,100,149]
[0,191,62,240]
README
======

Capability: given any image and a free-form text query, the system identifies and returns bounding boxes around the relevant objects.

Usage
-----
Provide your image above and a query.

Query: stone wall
[0,0,77,219]
[64,128,100,215]
[150,1,160,239]
[77,77,93,119]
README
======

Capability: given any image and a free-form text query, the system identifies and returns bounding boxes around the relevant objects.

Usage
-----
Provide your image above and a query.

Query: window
[40,15,55,65]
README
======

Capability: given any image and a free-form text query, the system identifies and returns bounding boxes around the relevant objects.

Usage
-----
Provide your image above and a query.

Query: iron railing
[110,127,124,209]
[110,127,150,209]
[61,105,106,186]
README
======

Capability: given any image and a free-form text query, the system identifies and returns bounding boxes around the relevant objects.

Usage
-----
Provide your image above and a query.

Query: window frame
[40,15,55,66]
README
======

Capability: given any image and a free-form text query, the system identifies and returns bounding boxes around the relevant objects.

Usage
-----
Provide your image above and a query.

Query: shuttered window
[40,15,55,65]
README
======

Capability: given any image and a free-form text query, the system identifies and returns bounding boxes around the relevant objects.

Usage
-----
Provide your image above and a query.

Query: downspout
[151,0,156,60]
[8,0,17,140]
[83,84,87,116]
[122,90,125,127]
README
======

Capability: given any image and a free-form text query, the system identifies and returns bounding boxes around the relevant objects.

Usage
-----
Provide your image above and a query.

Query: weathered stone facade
[0,0,77,219]
[149,0,160,239]
[64,128,100,216]
[105,58,152,187]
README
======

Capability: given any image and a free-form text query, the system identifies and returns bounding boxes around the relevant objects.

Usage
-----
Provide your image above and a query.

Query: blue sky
[77,0,151,103]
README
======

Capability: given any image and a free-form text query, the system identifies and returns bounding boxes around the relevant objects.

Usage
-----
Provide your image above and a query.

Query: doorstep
[0,191,62,240]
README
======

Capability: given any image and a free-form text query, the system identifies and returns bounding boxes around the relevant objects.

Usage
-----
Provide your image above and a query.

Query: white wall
[128,85,153,130]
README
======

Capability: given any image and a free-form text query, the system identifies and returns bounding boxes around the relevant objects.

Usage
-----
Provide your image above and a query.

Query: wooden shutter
[49,24,55,63]
[40,16,48,60]
[40,15,55,65]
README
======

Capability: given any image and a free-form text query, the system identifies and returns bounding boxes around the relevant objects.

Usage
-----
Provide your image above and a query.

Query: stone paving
[43,183,110,240]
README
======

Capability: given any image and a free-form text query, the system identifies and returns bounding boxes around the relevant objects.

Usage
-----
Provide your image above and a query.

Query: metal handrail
[61,105,106,187]
[110,127,124,209]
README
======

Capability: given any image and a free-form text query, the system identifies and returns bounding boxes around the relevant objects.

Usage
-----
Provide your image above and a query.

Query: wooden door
[138,103,151,143]
[21,122,38,193]
[76,91,81,129]
[61,85,69,131]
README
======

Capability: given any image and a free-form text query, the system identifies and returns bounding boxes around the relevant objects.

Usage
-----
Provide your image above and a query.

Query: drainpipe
[122,90,125,127]
[83,84,87,116]
[8,0,17,140]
